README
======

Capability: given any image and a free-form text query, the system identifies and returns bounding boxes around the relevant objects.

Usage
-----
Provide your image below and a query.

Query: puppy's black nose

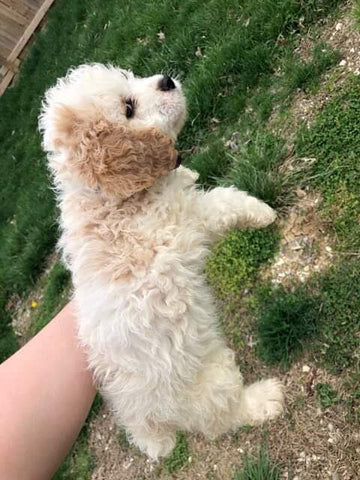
[159,75,176,91]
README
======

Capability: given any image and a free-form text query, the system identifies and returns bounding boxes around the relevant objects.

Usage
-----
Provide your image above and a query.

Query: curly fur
[40,64,284,459]
[51,107,178,198]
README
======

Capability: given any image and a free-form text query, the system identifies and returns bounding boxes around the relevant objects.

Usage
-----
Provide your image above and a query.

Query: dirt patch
[267,363,360,479]
[263,191,333,286]
[87,360,359,480]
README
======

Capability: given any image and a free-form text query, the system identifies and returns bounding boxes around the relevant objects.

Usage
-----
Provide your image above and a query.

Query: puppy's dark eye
[125,98,135,119]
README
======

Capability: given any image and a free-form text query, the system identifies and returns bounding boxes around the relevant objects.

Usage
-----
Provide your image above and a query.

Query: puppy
[40,64,284,459]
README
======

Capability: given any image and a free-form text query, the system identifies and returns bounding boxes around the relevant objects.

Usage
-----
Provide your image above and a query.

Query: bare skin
[0,302,96,480]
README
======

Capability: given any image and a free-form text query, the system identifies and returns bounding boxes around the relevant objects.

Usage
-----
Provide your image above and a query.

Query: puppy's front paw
[251,202,277,228]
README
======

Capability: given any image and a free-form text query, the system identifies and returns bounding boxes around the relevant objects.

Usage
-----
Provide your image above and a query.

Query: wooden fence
[0,0,55,96]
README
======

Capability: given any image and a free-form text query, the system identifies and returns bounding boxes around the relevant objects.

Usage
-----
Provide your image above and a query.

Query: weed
[163,432,189,474]
[186,140,231,188]
[220,130,289,208]
[118,429,130,450]
[234,448,281,480]
[257,287,319,367]
[315,383,339,408]
[257,259,360,373]
[206,228,279,298]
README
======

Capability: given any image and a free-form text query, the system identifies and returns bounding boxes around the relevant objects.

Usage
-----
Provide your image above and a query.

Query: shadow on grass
[256,259,360,374]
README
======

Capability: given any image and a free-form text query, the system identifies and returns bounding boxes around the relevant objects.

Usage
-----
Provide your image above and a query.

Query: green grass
[257,287,320,367]
[27,262,71,338]
[163,432,189,474]
[234,449,281,480]
[117,429,130,450]
[257,260,360,373]
[297,75,360,251]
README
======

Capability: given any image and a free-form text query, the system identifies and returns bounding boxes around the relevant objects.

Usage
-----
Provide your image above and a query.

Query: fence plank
[0,68,14,95]
[0,0,55,95]
[0,3,28,27]
[5,0,55,66]
[0,1,34,19]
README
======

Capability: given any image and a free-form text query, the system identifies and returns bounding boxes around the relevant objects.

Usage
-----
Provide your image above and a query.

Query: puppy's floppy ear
[70,120,179,199]
[50,103,99,152]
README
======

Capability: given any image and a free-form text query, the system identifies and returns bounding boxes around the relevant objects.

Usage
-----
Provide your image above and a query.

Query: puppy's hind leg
[189,350,284,438]
[127,422,177,460]
[238,378,284,425]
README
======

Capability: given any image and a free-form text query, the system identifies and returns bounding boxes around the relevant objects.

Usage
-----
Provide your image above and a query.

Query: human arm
[0,302,96,480]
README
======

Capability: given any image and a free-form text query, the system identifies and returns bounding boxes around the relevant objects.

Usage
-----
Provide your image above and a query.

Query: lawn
[1,0,359,478]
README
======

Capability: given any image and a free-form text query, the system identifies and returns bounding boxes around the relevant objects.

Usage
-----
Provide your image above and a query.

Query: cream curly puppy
[40,64,284,459]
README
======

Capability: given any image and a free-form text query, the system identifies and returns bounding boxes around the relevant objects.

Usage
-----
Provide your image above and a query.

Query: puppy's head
[40,64,186,198]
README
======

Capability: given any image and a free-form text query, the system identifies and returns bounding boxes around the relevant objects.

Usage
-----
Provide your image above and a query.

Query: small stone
[302,365,311,373]
[339,59,347,67]
[188,456,192,463]
[335,22,343,31]
[296,187,307,198]
[325,246,332,252]
[195,46,203,58]
[328,423,334,432]
[157,31,165,41]
[328,437,334,444]
[291,241,302,251]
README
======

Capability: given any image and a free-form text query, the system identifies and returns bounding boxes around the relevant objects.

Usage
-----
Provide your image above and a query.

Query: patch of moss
[206,228,279,298]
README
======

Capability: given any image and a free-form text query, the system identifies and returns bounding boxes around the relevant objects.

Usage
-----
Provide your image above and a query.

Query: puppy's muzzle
[159,75,176,91]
